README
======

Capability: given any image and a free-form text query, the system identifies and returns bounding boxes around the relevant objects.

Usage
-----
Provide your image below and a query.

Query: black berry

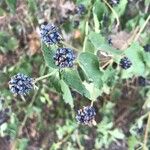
[40,23,62,45]
[53,48,75,68]
[75,4,85,15]
[120,57,132,69]
[108,0,120,6]
[73,20,80,28]
[143,44,150,52]
[76,106,96,125]
[138,76,146,86]
[9,73,34,95]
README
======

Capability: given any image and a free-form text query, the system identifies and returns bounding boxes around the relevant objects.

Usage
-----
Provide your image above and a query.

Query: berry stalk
[35,69,58,83]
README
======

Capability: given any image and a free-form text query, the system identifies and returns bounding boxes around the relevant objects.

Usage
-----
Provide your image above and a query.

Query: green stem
[134,15,150,42]
[83,0,93,52]
[61,41,80,51]
[143,112,150,150]
[103,0,120,29]
[35,69,58,83]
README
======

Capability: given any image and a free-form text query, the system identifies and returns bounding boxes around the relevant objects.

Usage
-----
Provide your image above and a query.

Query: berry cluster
[138,76,146,86]
[75,4,86,15]
[9,73,34,95]
[40,23,62,45]
[53,48,75,68]
[108,0,120,6]
[76,106,96,125]
[120,57,132,69]
[144,44,150,52]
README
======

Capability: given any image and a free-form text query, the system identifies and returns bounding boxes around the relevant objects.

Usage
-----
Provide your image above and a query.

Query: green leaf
[27,0,38,14]
[88,32,122,55]
[83,82,101,100]
[17,138,29,150]
[62,69,90,98]
[84,40,95,53]
[109,129,124,139]
[5,0,17,13]
[92,0,107,33]
[50,73,62,93]
[128,136,139,150]
[41,43,58,69]
[60,79,74,108]
[0,32,18,53]
[121,42,145,78]
[78,52,103,88]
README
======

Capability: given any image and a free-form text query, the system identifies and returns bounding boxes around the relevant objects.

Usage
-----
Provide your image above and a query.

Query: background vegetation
[0,0,150,149]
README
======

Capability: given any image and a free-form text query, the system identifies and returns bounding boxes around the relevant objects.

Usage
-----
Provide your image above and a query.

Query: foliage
[0,0,150,149]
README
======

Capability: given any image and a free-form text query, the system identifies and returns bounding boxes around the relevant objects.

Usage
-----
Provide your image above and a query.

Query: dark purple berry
[108,0,120,6]
[73,20,80,28]
[0,110,9,125]
[9,73,34,95]
[138,76,146,86]
[75,4,85,15]
[120,57,132,69]
[53,48,75,68]
[143,44,150,52]
[76,106,96,125]
[108,38,112,45]
[40,23,62,45]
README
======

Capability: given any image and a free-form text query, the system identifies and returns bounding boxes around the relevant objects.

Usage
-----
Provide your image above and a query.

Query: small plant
[1,0,150,149]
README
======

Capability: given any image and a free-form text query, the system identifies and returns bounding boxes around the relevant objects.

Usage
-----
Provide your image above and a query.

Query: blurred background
[0,0,150,150]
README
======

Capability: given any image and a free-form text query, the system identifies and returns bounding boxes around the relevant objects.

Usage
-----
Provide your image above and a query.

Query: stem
[83,0,93,52]
[103,0,120,29]
[134,15,150,42]
[75,130,84,150]
[61,41,80,52]
[143,112,150,150]
[91,100,94,107]
[11,88,39,150]
[55,128,77,148]
[35,69,57,83]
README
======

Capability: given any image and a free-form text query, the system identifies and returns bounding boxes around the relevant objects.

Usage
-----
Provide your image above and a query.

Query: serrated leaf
[62,69,90,98]
[121,42,145,78]
[78,52,103,88]
[41,43,58,69]
[83,82,101,100]
[60,80,74,108]
[88,32,122,55]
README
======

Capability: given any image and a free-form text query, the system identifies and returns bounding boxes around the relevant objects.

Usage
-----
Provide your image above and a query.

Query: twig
[134,15,150,42]
[103,0,120,29]
[35,69,58,83]
[83,0,93,52]
[143,112,150,150]
[61,41,80,52]
[75,130,84,150]
[121,27,139,50]
[11,88,39,150]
